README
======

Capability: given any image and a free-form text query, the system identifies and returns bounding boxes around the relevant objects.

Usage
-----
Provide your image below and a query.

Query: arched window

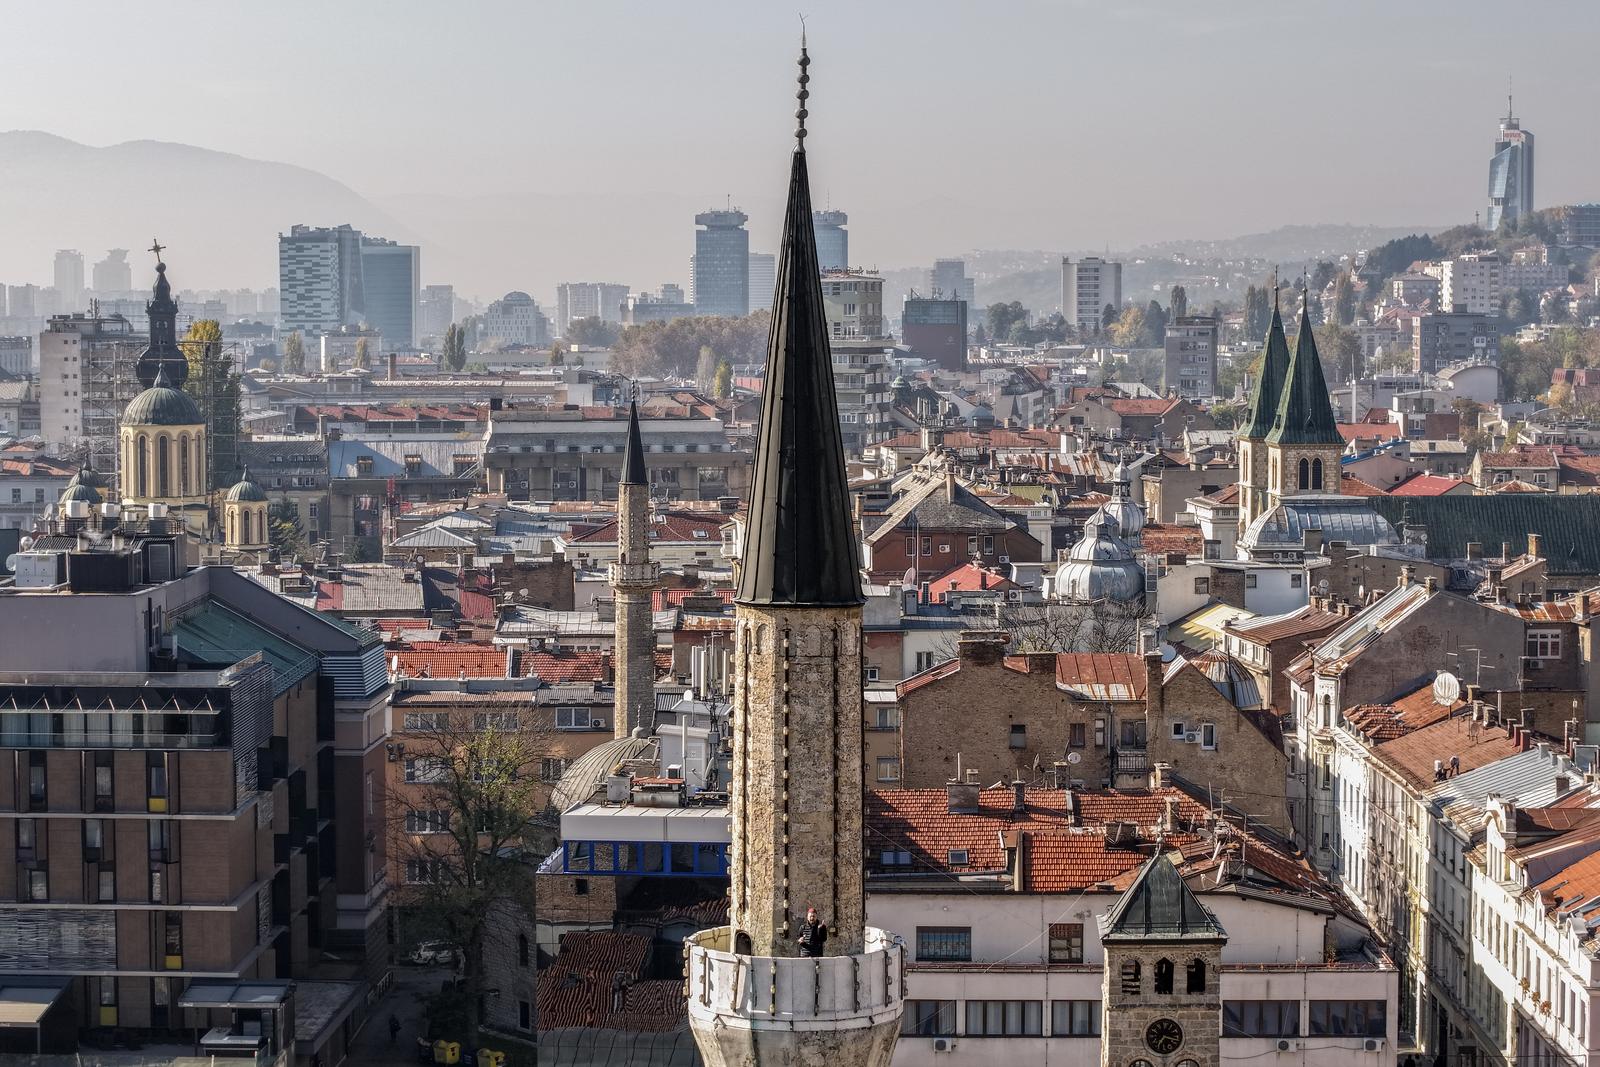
[1119,960,1141,994]
[228,514,236,544]
[136,435,149,498]
[193,435,203,492]
[1298,458,1310,491]
[1154,958,1175,994]
[179,434,190,495]
[518,933,530,967]
[243,510,253,545]
[1312,458,1324,490]
[157,435,171,497]
[1186,958,1206,993]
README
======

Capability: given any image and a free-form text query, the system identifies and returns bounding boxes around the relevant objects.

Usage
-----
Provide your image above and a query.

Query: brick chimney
[1529,533,1544,559]
[1019,651,1056,675]
[957,630,1009,667]
[1144,650,1165,719]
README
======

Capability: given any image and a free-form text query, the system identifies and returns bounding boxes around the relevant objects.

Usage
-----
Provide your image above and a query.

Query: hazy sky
[5,0,1600,299]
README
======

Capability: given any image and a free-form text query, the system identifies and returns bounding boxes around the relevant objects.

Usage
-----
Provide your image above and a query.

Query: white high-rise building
[1432,253,1502,316]
[277,224,365,336]
[483,292,550,347]
[555,282,629,335]
[747,253,776,314]
[53,250,84,313]
[1061,256,1122,332]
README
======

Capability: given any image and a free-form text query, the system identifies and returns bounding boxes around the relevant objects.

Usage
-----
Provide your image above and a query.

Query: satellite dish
[1317,579,1330,592]
[902,567,917,587]
[1432,671,1462,706]
[1066,751,1082,765]
[3,554,17,574]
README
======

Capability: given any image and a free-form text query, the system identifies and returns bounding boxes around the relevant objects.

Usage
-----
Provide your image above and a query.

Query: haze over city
[4,0,1600,297]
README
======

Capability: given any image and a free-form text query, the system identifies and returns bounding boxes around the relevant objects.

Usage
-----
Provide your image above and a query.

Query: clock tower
[1100,852,1227,1067]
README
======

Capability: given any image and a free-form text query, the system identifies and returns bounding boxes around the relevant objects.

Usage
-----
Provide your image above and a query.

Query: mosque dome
[1054,510,1145,603]
[1094,457,1145,543]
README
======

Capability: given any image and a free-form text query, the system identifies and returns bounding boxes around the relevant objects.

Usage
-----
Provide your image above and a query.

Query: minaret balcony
[609,560,660,587]
[686,925,904,1067]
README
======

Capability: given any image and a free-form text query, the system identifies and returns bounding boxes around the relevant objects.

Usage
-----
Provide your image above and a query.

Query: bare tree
[390,706,557,1033]
[926,599,1151,663]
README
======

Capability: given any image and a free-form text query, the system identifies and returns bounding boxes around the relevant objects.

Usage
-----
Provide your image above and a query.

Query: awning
[0,977,69,1027]
[178,980,292,1010]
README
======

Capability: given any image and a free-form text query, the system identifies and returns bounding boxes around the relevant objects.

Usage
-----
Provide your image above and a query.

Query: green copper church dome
[123,366,201,427]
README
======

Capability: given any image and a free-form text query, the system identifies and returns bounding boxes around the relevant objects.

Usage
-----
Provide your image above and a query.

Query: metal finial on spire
[795,22,811,145]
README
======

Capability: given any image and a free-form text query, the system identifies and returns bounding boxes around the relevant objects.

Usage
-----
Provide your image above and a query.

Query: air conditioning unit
[1276,1039,1293,1052]
[932,1038,955,1053]
[590,718,605,730]
[1363,1039,1385,1052]
[1183,731,1201,743]
[998,555,1011,565]
[1523,657,1544,672]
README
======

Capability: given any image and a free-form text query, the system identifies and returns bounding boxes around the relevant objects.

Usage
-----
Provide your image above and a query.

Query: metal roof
[172,601,319,697]
[1240,496,1399,552]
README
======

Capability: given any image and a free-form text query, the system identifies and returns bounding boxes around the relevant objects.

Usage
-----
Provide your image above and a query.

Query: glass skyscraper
[691,209,750,317]
[812,210,848,272]
[1487,99,1534,231]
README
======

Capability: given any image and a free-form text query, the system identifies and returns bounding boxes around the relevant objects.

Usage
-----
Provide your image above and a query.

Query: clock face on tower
[1146,1018,1184,1055]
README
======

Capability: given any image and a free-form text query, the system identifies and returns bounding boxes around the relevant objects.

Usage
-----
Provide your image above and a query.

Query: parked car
[407,940,458,967]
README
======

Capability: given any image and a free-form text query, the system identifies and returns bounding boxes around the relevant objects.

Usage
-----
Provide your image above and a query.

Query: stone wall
[729,604,865,956]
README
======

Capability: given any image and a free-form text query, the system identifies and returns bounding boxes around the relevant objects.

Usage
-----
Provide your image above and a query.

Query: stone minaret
[609,401,659,738]
[687,39,903,1067]
[1235,288,1289,543]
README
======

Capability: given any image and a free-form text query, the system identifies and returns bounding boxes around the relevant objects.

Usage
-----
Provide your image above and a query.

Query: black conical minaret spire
[1240,286,1289,440]
[735,37,861,607]
[135,240,187,389]
[621,400,647,485]
[1266,297,1341,445]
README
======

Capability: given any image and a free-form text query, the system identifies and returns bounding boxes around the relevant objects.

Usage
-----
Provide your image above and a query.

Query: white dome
[1055,510,1144,603]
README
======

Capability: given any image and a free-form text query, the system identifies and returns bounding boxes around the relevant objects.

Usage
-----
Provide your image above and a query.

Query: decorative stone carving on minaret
[686,36,904,1067]
[609,400,660,738]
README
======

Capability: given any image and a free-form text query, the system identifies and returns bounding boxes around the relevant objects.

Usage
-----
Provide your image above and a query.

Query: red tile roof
[1343,676,1465,741]
[523,649,608,683]
[1339,473,1389,496]
[1337,423,1401,444]
[1105,397,1180,417]
[394,642,508,679]
[1480,449,1558,468]
[653,587,735,611]
[925,562,1019,600]
[1141,523,1204,557]
[1370,713,1523,789]
[1389,473,1469,496]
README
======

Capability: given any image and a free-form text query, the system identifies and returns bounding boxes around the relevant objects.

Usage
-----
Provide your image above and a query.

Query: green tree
[391,716,556,1035]
[282,331,305,374]
[1311,260,1338,292]
[1109,305,1149,349]
[1168,285,1188,319]
[182,319,241,489]
[442,323,467,371]
[1100,304,1119,333]
[565,317,622,347]
[713,360,733,400]
[1313,323,1362,383]
[268,498,307,559]
[985,301,1028,341]
[611,311,771,378]
[1243,285,1272,340]
[354,336,372,370]
[1144,300,1168,344]
[1332,272,1357,326]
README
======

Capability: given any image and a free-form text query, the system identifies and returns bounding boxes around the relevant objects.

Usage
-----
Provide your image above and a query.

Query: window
[1186,958,1206,993]
[97,869,116,902]
[1308,1000,1386,1037]
[540,757,570,782]
[1224,1001,1300,1038]
[865,666,880,682]
[1298,458,1309,490]
[1009,724,1027,749]
[146,753,168,813]
[1527,630,1562,659]
[915,927,971,962]
[1194,577,1210,594]
[15,818,34,857]
[1245,572,1258,589]
[27,868,47,901]
[555,706,596,730]
[1313,458,1324,490]
[968,536,979,555]
[1171,721,1187,739]
[405,859,444,884]
[905,536,916,558]
[1154,957,1175,994]
[984,536,995,554]
[881,849,912,866]
[1200,723,1216,750]
[84,818,103,857]
[1048,923,1084,963]
[902,1000,957,1036]
[403,711,449,732]
[517,1000,532,1032]
[518,933,531,967]
[402,758,447,784]
[1121,960,1142,993]
[965,1000,1042,1036]
[27,752,45,809]
[915,651,937,672]
[163,912,183,969]
[876,757,901,783]
[1051,1000,1101,1036]
[404,810,449,834]
[921,537,932,556]
[947,849,970,866]
[356,456,374,475]
[1069,723,1086,748]
[474,711,520,732]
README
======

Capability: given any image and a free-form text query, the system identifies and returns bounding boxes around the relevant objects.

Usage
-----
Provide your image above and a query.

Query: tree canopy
[611,311,771,378]
[181,319,241,489]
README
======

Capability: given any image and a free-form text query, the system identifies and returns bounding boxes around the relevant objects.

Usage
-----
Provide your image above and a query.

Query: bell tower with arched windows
[1262,296,1342,513]
[1101,852,1227,1067]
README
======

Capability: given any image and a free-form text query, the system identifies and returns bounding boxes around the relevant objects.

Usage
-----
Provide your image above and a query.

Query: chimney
[1399,564,1415,588]
[945,468,957,503]
[957,629,1009,666]
[1466,541,1483,560]
[1145,651,1165,719]
[1424,575,1438,593]
[1529,533,1544,559]
[1012,780,1026,815]
[1063,788,1079,826]
[1161,795,1180,835]
[1302,528,1323,555]
[1150,762,1172,790]
[387,352,399,380]
[1020,651,1056,675]
[1501,542,1512,562]
[946,777,981,813]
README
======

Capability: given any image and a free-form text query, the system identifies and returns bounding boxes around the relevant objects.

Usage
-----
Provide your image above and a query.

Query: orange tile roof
[1229,607,1343,645]
[1390,474,1469,496]
[393,642,507,679]
[1344,677,1465,741]
[1370,713,1523,789]
[1339,473,1389,496]
[1141,523,1204,557]
[523,649,608,683]
[1480,449,1558,468]
[925,561,1019,600]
